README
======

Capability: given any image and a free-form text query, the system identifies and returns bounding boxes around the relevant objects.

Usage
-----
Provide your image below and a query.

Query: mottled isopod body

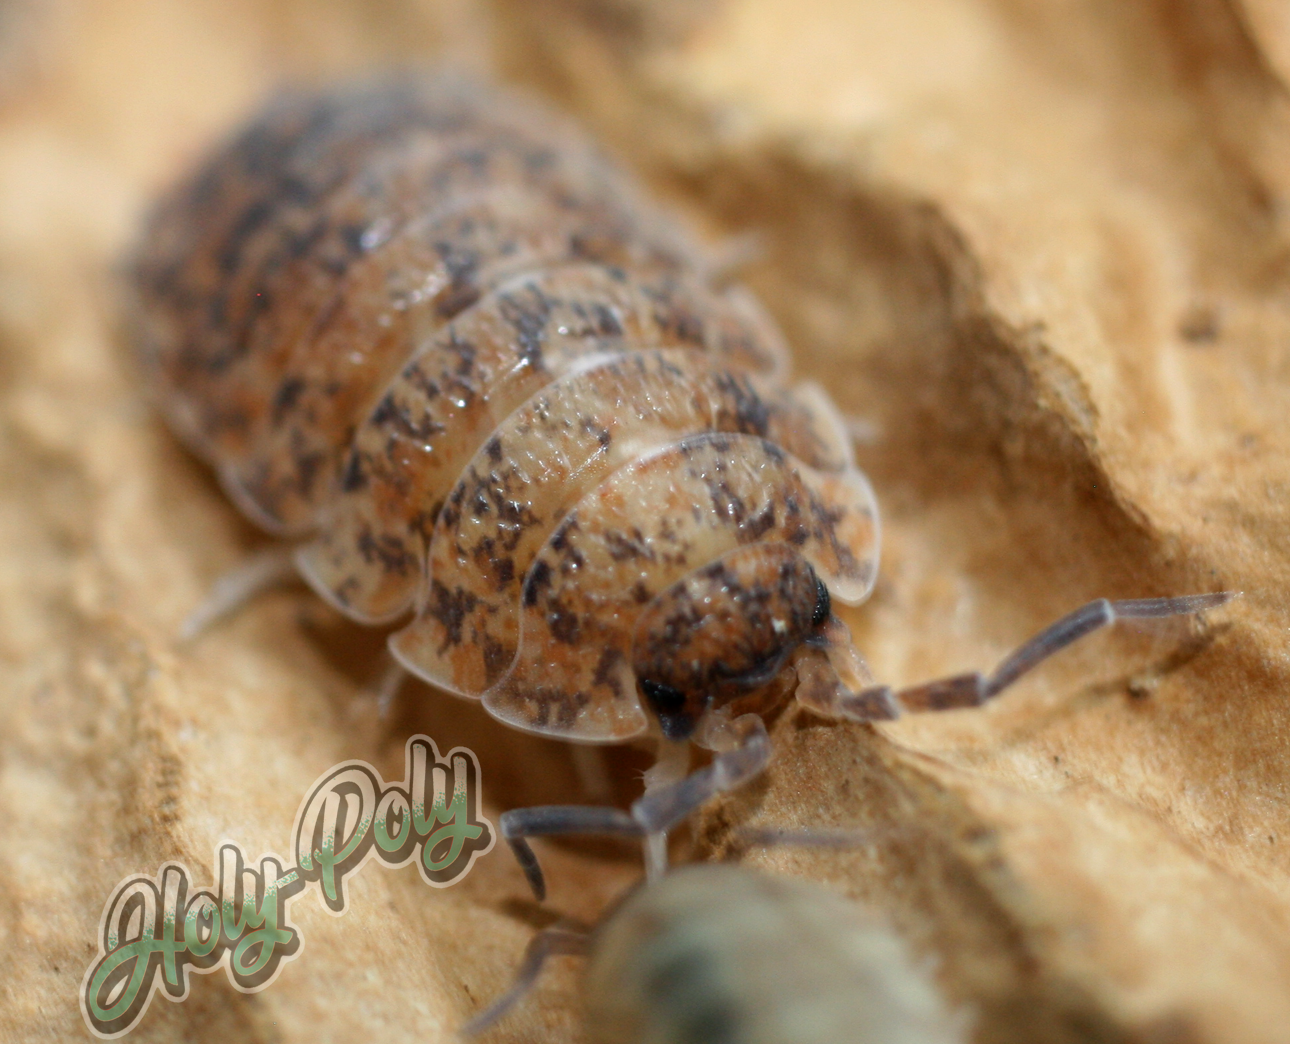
[133,73,880,743]
[136,76,1231,894]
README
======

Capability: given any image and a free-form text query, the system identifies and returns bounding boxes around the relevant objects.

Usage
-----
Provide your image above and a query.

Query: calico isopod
[131,73,1235,895]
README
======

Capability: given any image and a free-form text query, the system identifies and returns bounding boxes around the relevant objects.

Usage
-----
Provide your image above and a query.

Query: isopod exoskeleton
[132,72,880,737]
[133,73,1234,895]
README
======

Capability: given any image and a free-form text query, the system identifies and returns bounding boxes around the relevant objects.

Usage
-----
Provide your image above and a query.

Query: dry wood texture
[1,2,1287,1042]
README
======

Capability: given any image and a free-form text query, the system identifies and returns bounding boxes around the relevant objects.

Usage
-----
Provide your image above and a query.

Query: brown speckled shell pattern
[133,75,879,742]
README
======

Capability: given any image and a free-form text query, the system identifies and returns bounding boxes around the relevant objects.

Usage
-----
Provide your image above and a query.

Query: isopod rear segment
[134,73,1236,896]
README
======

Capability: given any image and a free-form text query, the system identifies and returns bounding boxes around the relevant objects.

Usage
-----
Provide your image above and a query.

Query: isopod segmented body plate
[132,73,880,742]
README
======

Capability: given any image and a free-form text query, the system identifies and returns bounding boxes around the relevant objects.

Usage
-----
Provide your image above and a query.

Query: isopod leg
[639,737,691,882]
[373,658,407,719]
[500,806,640,901]
[178,545,299,641]
[500,717,772,900]
[805,592,1237,721]
[844,414,881,446]
[458,924,590,1038]
[631,714,772,846]
[703,229,765,285]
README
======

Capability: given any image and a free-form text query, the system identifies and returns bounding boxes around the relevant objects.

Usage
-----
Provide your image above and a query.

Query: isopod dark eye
[641,678,686,715]
[639,678,696,739]
[812,574,831,628]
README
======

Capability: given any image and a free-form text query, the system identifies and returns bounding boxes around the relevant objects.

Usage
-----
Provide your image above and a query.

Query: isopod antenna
[795,592,1238,722]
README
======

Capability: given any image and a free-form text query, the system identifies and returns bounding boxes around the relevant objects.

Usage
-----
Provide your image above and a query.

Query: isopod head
[631,544,833,740]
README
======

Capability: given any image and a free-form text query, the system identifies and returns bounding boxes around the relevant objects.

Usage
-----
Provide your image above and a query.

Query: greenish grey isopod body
[584,865,965,1044]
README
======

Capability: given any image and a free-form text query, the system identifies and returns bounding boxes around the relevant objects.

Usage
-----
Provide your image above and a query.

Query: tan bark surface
[1,2,1288,1042]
